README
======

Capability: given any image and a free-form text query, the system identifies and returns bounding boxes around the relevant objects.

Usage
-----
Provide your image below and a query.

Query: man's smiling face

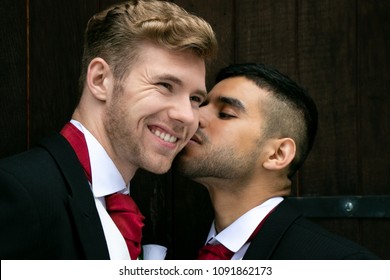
[104,42,207,174]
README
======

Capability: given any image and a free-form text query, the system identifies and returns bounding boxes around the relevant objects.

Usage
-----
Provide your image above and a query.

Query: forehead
[133,42,207,87]
[208,76,268,110]
[138,42,205,72]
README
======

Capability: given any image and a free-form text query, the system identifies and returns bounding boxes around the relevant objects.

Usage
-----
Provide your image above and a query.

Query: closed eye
[200,100,209,107]
[219,112,236,119]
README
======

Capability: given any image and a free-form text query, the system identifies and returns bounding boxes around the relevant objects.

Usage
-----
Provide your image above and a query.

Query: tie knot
[105,193,142,216]
[105,193,145,259]
[197,242,234,260]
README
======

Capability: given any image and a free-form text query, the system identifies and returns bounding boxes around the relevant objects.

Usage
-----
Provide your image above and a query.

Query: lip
[148,125,183,150]
[148,124,182,139]
[190,134,202,144]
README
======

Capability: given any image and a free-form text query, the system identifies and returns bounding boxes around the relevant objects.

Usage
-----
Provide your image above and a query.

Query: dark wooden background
[1,0,389,259]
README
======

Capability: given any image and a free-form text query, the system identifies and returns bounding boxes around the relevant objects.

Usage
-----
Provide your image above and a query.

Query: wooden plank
[28,0,97,147]
[295,0,363,254]
[0,0,27,157]
[297,0,359,196]
[234,0,298,76]
[98,0,120,10]
[357,0,390,260]
[358,1,390,196]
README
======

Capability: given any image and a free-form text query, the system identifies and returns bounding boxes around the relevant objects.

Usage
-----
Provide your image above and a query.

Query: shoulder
[286,217,378,259]
[268,200,379,259]
[0,133,78,196]
[1,134,64,174]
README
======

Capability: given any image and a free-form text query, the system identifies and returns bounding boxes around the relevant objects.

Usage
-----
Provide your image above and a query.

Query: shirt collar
[70,120,128,198]
[206,197,283,252]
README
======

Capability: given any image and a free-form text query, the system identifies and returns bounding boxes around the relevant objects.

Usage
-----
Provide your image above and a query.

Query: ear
[86,57,113,101]
[263,138,296,171]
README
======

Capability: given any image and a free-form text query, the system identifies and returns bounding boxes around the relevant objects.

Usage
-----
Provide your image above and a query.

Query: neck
[200,177,290,233]
[71,109,137,183]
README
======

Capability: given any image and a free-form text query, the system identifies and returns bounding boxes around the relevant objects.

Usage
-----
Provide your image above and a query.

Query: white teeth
[152,129,177,143]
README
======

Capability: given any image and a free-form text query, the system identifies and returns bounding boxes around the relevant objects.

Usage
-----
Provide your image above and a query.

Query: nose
[168,97,196,126]
[198,106,210,129]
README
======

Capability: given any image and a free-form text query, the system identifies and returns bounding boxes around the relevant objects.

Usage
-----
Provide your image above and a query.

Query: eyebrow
[218,96,246,113]
[156,74,207,100]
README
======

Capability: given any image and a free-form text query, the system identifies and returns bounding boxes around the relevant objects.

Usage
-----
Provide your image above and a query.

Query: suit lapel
[39,133,110,259]
[243,200,301,259]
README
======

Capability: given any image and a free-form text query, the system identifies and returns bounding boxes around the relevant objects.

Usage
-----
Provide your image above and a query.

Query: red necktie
[60,122,144,259]
[105,193,144,260]
[197,208,275,260]
[197,243,234,260]
[60,122,92,182]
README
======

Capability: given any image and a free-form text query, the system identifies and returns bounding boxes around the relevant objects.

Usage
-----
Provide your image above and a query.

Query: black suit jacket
[0,133,110,259]
[243,200,379,259]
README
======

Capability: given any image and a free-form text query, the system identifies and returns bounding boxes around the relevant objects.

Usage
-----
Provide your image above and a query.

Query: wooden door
[1,0,389,259]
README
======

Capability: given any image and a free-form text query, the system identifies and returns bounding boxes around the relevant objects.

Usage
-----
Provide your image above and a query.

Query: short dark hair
[216,63,318,178]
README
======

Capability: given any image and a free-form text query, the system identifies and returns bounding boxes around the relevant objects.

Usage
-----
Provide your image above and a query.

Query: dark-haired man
[175,63,378,260]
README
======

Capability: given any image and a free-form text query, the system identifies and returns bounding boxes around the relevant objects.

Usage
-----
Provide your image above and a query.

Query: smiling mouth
[150,127,178,143]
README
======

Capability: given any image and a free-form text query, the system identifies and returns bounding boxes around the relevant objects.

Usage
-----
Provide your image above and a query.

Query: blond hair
[79,0,217,92]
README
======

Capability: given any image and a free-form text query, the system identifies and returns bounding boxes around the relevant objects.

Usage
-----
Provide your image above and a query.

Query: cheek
[220,126,254,147]
[124,93,161,117]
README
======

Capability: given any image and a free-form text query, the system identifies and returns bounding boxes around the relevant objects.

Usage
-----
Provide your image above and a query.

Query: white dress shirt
[204,197,283,260]
[70,120,130,260]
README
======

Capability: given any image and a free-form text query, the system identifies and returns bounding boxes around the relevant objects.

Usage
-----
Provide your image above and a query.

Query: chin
[146,161,171,174]
[147,166,169,174]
